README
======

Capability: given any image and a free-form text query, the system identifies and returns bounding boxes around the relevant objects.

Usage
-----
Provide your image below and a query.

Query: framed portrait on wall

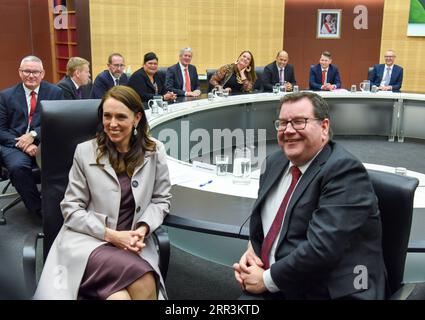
[317,9,342,39]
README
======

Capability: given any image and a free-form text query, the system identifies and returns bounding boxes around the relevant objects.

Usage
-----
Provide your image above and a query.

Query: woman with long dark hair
[35,86,171,300]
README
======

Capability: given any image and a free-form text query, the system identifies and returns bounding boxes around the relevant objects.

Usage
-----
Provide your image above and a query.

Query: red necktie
[261,166,302,269]
[322,70,326,85]
[184,68,191,92]
[29,91,37,124]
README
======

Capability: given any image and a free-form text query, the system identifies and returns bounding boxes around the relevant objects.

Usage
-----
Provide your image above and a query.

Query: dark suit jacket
[0,81,64,147]
[91,70,129,99]
[249,141,386,299]
[57,76,92,100]
[165,63,200,96]
[368,64,403,92]
[128,68,166,103]
[262,62,297,92]
[309,64,341,91]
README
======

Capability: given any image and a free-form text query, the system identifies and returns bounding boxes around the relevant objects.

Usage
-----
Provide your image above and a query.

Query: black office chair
[23,99,170,296]
[0,164,40,225]
[206,68,217,92]
[367,169,421,299]
[367,66,374,81]
[253,66,264,92]
[157,67,168,85]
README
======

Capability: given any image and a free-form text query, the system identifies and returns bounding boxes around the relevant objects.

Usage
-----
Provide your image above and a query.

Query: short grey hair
[20,55,44,69]
[179,47,193,56]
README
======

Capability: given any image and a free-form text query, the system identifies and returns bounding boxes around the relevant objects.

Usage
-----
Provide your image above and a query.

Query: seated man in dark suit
[128,52,176,107]
[165,47,201,97]
[91,53,129,99]
[368,50,403,92]
[262,50,297,92]
[234,92,386,299]
[309,51,341,91]
[0,56,63,216]
[57,57,92,99]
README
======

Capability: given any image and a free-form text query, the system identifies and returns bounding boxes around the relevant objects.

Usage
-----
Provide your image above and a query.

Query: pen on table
[199,180,213,188]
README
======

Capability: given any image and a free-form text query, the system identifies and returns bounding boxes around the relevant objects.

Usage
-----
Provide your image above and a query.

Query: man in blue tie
[368,50,403,92]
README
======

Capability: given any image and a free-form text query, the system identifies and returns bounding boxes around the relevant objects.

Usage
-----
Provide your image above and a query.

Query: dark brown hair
[96,86,156,176]
[236,50,257,82]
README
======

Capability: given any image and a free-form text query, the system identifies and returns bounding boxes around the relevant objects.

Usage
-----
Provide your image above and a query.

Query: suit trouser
[0,146,41,212]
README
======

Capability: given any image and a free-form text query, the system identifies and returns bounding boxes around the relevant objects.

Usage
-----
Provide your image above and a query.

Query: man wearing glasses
[91,53,129,99]
[234,92,386,299]
[0,55,63,217]
[368,50,403,92]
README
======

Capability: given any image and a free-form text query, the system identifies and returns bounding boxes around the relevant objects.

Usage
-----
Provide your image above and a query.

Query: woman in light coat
[34,85,171,299]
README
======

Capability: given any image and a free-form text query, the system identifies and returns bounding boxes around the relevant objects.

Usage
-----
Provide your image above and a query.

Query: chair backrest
[157,67,168,84]
[40,99,100,258]
[367,169,419,296]
[253,66,264,92]
[367,66,374,80]
[206,68,217,92]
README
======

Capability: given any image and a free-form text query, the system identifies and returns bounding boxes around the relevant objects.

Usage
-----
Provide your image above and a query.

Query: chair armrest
[152,227,170,280]
[389,283,416,300]
[23,232,44,297]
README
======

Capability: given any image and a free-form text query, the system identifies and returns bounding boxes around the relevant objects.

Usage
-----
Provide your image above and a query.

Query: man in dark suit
[57,57,92,99]
[262,50,297,92]
[309,51,341,91]
[165,47,201,97]
[234,92,386,299]
[368,50,403,92]
[0,56,63,216]
[91,53,129,99]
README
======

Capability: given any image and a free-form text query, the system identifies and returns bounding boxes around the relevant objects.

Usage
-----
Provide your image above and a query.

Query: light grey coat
[34,138,171,300]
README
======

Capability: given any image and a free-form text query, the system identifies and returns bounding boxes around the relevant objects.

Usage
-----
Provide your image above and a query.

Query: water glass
[232,147,251,185]
[162,101,168,113]
[371,85,378,93]
[273,84,280,94]
[351,84,357,93]
[215,155,229,176]
[394,167,407,176]
[293,85,299,93]
[208,92,214,101]
[222,91,229,98]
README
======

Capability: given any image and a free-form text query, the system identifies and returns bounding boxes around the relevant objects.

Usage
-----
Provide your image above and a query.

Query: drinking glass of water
[232,147,251,184]
[215,155,229,176]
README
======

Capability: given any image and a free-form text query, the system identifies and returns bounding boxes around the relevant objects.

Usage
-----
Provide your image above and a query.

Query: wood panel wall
[381,0,425,93]
[0,0,54,89]
[284,0,384,90]
[89,0,284,77]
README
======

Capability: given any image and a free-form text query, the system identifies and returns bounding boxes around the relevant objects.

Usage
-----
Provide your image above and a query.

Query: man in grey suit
[234,92,386,299]
[262,50,297,92]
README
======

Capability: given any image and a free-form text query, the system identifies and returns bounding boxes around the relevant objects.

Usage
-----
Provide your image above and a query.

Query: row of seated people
[60,48,405,108]
[0,54,416,300]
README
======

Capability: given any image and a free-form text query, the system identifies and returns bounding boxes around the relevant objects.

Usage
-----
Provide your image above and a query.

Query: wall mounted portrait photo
[317,9,342,39]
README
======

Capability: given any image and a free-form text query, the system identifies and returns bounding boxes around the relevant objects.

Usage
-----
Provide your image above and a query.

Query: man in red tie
[165,47,201,97]
[234,92,386,299]
[0,56,63,217]
[309,51,341,91]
